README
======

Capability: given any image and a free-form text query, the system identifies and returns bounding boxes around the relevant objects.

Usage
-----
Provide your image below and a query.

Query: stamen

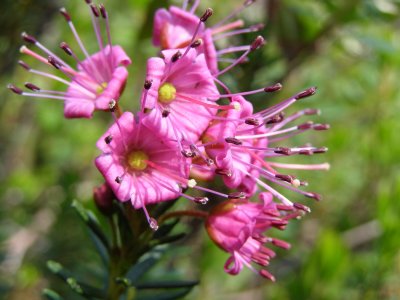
[212,0,256,29]
[177,94,239,111]
[213,23,264,41]
[295,87,317,100]
[215,36,264,77]
[7,84,23,95]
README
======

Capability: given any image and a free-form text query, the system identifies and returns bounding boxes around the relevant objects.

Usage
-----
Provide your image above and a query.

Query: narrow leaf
[72,200,110,250]
[42,289,63,300]
[135,280,199,289]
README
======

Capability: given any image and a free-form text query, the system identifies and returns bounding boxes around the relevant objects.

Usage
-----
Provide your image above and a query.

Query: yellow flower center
[127,150,149,171]
[96,82,108,95]
[158,83,176,104]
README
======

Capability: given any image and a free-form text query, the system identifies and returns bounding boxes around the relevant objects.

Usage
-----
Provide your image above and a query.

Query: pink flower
[95,112,192,228]
[200,86,330,206]
[140,48,221,147]
[153,6,218,74]
[203,95,265,195]
[9,4,131,119]
[152,2,263,75]
[205,192,297,281]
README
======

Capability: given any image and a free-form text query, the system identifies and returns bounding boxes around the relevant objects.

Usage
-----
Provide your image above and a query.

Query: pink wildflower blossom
[152,1,262,74]
[95,111,193,229]
[8,3,131,118]
[205,192,300,281]
[140,48,222,148]
[199,85,330,206]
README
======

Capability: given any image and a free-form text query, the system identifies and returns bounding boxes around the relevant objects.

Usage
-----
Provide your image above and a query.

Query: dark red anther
[104,135,113,144]
[275,174,293,183]
[171,51,182,63]
[304,108,320,115]
[300,181,309,186]
[162,108,170,118]
[90,4,100,17]
[109,100,117,112]
[295,87,317,100]
[266,113,284,124]
[250,23,265,31]
[313,147,328,154]
[225,137,242,145]
[264,83,282,92]
[194,197,208,205]
[18,60,31,71]
[181,150,195,158]
[24,82,40,91]
[144,79,152,90]
[99,5,107,19]
[245,117,260,126]
[305,192,322,201]
[215,168,232,176]
[21,32,37,44]
[298,121,314,130]
[293,202,311,213]
[60,42,73,56]
[274,147,292,155]
[313,124,330,131]
[115,176,122,184]
[84,0,92,4]
[48,56,61,69]
[7,84,23,95]
[200,8,213,22]
[59,8,71,21]
[228,192,246,199]
[191,39,203,48]
[250,36,265,51]
[206,158,214,166]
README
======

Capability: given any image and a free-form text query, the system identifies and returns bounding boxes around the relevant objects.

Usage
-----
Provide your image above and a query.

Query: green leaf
[46,260,105,299]
[71,200,110,251]
[135,280,199,290]
[151,233,186,246]
[42,289,63,300]
[126,247,166,283]
[137,288,194,300]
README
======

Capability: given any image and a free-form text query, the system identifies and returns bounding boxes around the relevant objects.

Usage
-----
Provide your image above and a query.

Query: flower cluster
[9,0,329,280]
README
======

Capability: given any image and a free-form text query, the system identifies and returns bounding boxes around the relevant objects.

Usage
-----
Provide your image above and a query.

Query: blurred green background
[1,0,399,299]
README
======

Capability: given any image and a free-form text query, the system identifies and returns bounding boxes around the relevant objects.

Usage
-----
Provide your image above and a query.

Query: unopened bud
[93,183,115,216]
